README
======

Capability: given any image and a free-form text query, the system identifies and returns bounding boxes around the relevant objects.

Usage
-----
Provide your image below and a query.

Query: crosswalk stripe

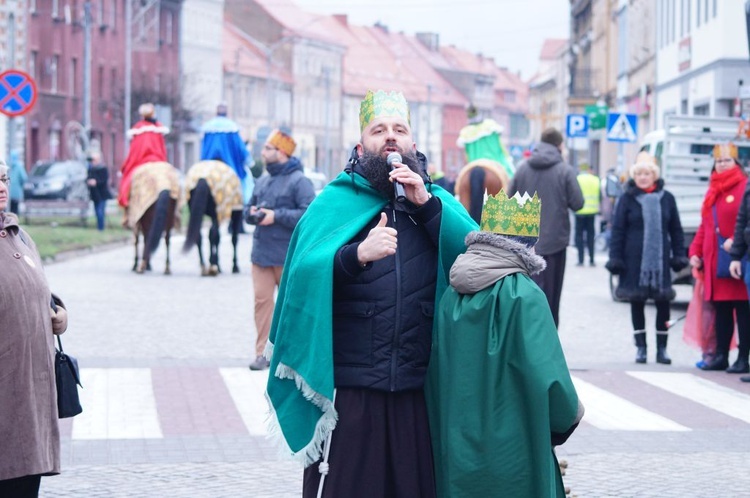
[220,368,270,436]
[72,368,163,440]
[627,371,750,424]
[572,376,690,431]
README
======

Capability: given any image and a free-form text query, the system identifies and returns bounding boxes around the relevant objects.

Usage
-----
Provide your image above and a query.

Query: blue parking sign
[566,114,589,138]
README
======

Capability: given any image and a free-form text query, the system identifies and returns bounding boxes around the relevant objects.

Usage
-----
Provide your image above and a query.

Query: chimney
[374,21,388,33]
[334,14,347,26]
[416,32,439,51]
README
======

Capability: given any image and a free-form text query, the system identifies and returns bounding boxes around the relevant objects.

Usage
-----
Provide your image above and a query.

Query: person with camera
[246,129,315,371]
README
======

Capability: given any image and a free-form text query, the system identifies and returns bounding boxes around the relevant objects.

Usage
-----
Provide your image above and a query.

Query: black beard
[358,150,421,199]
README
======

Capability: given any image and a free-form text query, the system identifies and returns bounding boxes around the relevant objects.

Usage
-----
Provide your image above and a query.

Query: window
[680,0,685,37]
[98,0,104,26]
[110,0,117,30]
[697,0,701,27]
[686,0,691,34]
[29,51,37,80]
[69,57,77,96]
[704,0,709,24]
[713,0,717,17]
[98,65,104,99]
[165,11,173,45]
[694,103,709,115]
[29,0,36,14]
[52,0,59,18]
[110,67,117,99]
[50,55,59,93]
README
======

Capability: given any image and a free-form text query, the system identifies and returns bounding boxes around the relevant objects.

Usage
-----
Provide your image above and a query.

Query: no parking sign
[0,69,37,117]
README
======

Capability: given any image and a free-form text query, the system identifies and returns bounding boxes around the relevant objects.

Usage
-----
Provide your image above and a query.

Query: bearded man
[264,90,477,498]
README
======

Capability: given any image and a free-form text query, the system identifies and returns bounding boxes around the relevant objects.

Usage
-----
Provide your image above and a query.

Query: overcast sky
[292,0,571,81]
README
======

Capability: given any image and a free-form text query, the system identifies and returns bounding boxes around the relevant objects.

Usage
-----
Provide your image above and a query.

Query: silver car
[24,160,89,201]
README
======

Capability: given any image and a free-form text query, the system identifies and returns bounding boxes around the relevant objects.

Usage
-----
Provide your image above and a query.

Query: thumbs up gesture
[357,212,398,265]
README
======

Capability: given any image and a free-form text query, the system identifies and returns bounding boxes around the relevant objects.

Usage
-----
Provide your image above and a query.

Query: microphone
[386,152,407,203]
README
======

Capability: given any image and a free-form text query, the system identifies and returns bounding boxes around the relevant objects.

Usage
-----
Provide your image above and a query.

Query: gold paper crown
[713,142,738,159]
[480,190,541,237]
[359,90,411,132]
[267,129,296,156]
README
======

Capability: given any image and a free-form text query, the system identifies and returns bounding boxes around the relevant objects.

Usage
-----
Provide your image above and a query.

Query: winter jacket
[9,160,27,201]
[331,194,442,392]
[607,179,687,301]
[731,182,750,262]
[508,142,584,255]
[87,163,112,204]
[249,157,315,267]
[0,212,62,481]
[690,175,748,301]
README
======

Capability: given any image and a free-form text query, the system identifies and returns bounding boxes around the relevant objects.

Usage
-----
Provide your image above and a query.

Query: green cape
[427,272,580,497]
[266,170,478,465]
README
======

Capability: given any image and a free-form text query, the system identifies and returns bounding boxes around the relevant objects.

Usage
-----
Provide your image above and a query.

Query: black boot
[700,352,729,371]
[726,357,750,374]
[656,333,672,365]
[634,331,647,364]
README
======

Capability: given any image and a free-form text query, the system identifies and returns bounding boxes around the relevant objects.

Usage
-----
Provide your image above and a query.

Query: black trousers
[303,388,436,498]
[531,248,567,328]
[0,474,42,498]
[630,300,670,332]
[9,199,19,215]
[714,300,750,357]
[574,214,596,264]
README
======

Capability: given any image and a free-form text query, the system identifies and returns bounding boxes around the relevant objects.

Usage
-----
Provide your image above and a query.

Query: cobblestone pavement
[35,234,750,497]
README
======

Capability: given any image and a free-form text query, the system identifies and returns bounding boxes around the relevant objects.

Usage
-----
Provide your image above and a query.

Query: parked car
[24,160,89,201]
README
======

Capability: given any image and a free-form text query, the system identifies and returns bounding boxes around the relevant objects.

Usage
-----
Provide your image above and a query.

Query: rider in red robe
[118,103,169,208]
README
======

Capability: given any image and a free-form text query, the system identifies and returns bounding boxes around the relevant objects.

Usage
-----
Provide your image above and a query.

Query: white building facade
[655,0,750,127]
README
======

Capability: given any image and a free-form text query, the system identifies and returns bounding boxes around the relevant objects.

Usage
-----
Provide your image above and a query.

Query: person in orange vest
[575,162,601,266]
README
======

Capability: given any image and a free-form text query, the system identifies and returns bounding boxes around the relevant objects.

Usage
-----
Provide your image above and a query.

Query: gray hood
[527,142,563,170]
[450,231,546,294]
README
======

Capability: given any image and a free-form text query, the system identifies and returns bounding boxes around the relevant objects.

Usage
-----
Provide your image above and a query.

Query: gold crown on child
[480,190,541,237]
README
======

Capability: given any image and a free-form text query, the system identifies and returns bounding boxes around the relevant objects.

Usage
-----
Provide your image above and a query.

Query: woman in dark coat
[690,143,749,373]
[606,153,688,364]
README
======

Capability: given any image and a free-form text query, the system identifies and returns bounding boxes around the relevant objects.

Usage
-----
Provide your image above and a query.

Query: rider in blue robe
[200,104,253,202]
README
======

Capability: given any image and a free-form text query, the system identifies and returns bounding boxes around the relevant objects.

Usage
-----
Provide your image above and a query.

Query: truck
[608,115,750,300]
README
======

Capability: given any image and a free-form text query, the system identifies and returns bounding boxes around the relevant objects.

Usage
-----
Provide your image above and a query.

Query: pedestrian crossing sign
[606,113,638,143]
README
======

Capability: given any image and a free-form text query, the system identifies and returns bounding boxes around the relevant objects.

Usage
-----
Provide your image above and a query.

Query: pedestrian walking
[606,153,688,364]
[86,151,111,231]
[428,190,584,498]
[0,162,70,498]
[264,89,476,498]
[8,150,27,215]
[246,129,315,371]
[574,162,600,267]
[508,127,584,328]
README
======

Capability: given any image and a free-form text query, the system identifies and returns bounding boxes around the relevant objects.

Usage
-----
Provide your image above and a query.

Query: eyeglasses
[263,144,278,152]
[0,176,9,186]
[716,158,735,164]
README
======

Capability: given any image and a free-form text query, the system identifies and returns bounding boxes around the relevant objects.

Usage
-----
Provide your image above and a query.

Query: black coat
[331,195,442,392]
[731,182,750,260]
[87,164,111,203]
[607,179,687,301]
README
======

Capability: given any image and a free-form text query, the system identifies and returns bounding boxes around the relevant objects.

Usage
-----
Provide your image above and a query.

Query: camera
[244,208,267,225]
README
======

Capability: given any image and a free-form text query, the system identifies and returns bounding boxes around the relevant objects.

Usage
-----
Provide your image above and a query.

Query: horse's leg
[231,211,240,274]
[132,229,140,272]
[207,218,220,276]
[164,228,172,275]
[164,201,175,275]
[197,231,208,276]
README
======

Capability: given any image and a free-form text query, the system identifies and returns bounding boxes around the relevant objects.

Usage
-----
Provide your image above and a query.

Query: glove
[50,306,68,335]
[605,259,624,275]
[670,256,689,272]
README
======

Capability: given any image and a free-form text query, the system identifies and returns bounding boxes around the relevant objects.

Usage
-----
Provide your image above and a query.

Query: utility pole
[124,0,132,151]
[426,84,433,162]
[83,1,92,136]
[6,12,15,158]
[323,66,331,176]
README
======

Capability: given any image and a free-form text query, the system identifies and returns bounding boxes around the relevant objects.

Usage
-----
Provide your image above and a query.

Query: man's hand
[357,213,397,265]
[689,255,702,269]
[50,306,68,335]
[257,208,275,226]
[87,178,96,187]
[723,237,734,252]
[389,161,430,206]
[730,260,743,280]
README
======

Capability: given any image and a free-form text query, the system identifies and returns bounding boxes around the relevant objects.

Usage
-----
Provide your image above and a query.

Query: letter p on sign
[566,114,589,138]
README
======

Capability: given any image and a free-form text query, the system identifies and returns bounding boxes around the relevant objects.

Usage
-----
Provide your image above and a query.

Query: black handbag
[55,335,83,418]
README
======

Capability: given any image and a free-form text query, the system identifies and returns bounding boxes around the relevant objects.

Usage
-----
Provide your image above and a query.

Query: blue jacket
[9,159,27,201]
[248,157,315,267]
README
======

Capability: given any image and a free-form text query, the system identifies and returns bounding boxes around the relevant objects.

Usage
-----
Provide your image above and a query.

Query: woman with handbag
[0,162,69,497]
[606,153,688,364]
[690,143,750,373]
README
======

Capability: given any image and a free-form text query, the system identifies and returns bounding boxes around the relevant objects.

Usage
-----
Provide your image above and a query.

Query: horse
[127,161,181,274]
[454,159,510,224]
[182,160,244,276]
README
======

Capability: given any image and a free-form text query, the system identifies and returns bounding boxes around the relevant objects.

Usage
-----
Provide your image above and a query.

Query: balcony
[569,67,599,101]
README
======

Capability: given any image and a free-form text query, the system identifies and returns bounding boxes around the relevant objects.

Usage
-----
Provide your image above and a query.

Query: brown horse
[454,159,510,223]
[182,160,244,276]
[127,162,181,274]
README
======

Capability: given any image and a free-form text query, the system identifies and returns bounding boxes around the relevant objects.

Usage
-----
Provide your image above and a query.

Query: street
[38,231,750,497]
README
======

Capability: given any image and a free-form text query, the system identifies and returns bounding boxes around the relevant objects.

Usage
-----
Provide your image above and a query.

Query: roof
[223,22,293,83]
[539,38,568,60]
[250,0,342,47]
[439,45,497,77]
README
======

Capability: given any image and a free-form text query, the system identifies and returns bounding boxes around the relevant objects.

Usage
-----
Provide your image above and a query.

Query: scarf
[636,190,665,291]
[701,166,746,217]
[265,171,478,466]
